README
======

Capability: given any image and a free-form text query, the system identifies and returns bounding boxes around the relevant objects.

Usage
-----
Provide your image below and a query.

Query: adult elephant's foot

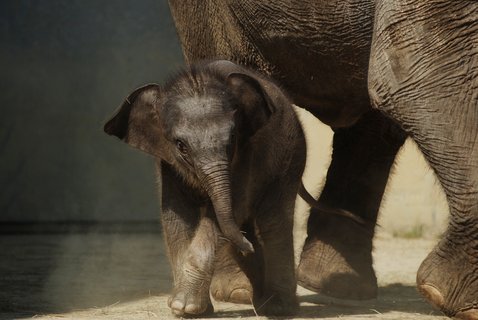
[297,213,377,300]
[210,244,252,304]
[417,237,478,319]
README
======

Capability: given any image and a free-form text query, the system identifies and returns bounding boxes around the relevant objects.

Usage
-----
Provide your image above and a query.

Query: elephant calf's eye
[176,139,188,155]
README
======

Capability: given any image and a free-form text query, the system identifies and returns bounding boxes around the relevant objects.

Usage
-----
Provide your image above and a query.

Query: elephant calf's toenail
[171,300,185,315]
[229,288,252,304]
[185,303,201,314]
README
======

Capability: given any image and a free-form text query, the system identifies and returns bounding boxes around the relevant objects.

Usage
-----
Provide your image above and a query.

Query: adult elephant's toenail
[418,284,445,310]
[455,308,478,320]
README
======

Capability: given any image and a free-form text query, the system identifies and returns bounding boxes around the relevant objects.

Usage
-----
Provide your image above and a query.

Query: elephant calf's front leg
[168,208,218,316]
[252,195,299,316]
[161,164,218,316]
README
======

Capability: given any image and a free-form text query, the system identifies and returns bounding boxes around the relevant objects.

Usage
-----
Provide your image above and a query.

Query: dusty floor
[0,231,447,320]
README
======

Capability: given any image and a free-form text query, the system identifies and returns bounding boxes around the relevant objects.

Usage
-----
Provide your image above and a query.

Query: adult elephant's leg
[297,109,406,299]
[159,161,217,316]
[368,1,478,318]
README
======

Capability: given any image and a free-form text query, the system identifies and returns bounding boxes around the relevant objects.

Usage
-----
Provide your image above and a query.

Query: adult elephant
[167,1,478,318]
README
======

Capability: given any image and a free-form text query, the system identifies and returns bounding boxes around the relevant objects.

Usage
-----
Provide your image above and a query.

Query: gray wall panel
[0,0,183,221]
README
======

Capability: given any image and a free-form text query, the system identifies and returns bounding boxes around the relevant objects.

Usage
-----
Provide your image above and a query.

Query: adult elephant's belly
[263,42,372,128]
[230,0,375,128]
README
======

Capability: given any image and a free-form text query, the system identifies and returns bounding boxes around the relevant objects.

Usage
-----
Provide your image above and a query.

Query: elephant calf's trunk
[201,162,254,255]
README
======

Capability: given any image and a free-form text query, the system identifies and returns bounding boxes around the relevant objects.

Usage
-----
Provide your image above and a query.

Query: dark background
[0,0,184,222]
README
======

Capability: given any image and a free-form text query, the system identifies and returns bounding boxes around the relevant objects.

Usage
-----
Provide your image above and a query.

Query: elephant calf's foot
[297,216,377,300]
[417,240,478,319]
[254,291,299,316]
[168,289,213,317]
[211,267,252,304]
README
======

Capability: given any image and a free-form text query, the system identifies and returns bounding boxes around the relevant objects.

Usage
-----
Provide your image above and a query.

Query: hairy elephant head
[104,66,274,254]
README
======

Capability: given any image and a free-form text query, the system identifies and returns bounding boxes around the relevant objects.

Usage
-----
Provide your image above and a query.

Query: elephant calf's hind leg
[211,243,253,304]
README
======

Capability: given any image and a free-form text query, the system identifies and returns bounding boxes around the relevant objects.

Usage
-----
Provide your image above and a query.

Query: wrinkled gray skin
[168,1,478,319]
[104,61,306,316]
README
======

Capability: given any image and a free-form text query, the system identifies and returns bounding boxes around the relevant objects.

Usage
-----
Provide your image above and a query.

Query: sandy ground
[0,231,447,320]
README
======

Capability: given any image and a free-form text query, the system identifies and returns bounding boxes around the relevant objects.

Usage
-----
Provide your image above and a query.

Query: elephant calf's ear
[226,73,273,135]
[104,84,163,158]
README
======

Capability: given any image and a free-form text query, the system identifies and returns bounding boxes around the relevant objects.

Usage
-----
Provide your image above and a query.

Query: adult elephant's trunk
[200,161,254,255]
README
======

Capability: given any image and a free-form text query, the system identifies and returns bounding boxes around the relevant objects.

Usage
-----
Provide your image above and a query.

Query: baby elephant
[104,60,306,316]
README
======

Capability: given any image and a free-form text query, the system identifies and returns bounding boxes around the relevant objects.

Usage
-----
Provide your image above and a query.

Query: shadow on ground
[297,284,441,317]
[0,232,171,318]
[210,284,441,318]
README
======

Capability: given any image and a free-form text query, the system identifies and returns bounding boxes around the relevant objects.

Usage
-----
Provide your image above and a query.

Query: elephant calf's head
[104,62,276,254]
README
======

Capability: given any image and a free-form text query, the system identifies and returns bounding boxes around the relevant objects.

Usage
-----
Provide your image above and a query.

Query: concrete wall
[1,0,183,221]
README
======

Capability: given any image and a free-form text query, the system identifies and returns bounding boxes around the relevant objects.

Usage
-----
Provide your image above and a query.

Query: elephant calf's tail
[299,182,366,226]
